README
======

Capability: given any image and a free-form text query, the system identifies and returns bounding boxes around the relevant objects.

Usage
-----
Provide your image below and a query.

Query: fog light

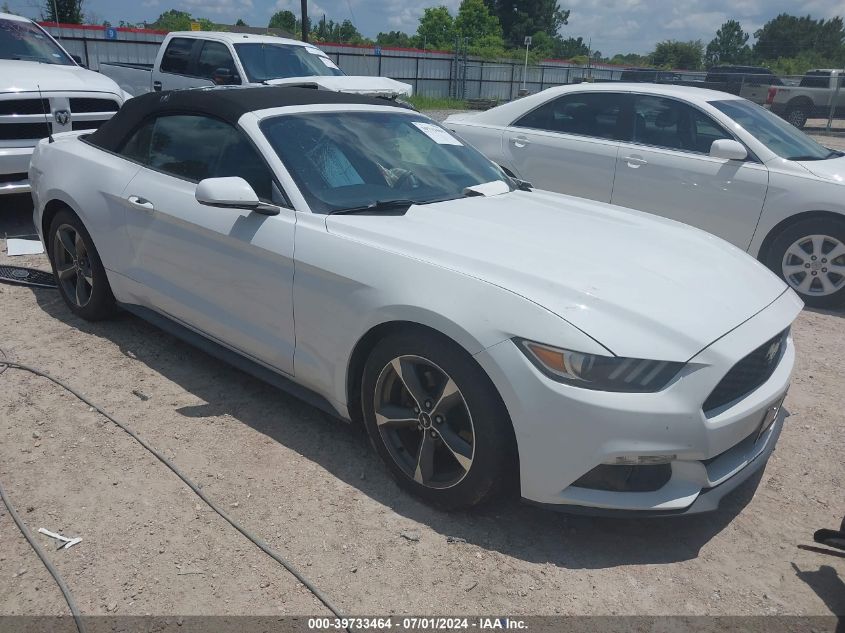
[607,455,677,466]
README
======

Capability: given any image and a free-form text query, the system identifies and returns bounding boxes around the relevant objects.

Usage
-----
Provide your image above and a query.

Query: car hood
[326,190,789,361]
[265,75,412,97]
[0,61,123,95]
[794,155,845,183]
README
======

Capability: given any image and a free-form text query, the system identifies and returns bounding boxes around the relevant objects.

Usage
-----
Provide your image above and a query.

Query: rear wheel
[766,217,845,308]
[361,330,516,510]
[785,103,809,129]
[48,209,118,320]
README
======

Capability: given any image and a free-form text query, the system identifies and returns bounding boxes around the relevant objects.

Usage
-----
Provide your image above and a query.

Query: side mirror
[212,67,239,85]
[71,54,86,67]
[710,139,747,161]
[196,177,280,215]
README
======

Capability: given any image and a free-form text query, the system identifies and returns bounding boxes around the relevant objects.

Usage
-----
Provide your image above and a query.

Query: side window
[196,41,239,84]
[120,115,275,202]
[514,93,626,140]
[160,38,196,75]
[632,95,731,154]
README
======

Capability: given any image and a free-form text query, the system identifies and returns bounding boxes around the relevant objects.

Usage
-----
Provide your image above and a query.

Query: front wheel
[361,331,516,510]
[785,104,809,129]
[766,217,845,308]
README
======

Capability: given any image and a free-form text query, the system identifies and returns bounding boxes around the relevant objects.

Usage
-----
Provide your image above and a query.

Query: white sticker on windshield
[412,122,463,145]
[305,47,323,55]
[318,56,338,69]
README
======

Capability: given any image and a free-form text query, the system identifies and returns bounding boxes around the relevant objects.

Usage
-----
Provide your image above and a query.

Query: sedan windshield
[235,43,344,82]
[0,18,74,65]
[710,99,839,161]
[260,111,513,214]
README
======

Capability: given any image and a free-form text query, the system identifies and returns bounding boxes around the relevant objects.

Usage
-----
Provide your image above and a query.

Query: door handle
[513,136,530,148]
[623,155,648,168]
[153,81,162,92]
[127,195,155,212]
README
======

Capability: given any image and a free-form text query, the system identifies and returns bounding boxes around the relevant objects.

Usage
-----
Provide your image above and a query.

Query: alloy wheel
[373,355,475,489]
[787,108,807,128]
[53,224,94,308]
[781,233,845,297]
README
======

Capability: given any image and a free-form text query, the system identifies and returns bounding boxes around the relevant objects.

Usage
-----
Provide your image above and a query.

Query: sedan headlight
[516,339,683,392]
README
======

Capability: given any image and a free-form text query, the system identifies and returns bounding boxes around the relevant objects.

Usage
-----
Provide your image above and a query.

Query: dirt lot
[1,146,844,621]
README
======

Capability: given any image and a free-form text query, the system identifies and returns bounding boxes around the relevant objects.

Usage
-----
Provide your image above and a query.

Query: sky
[5,0,844,56]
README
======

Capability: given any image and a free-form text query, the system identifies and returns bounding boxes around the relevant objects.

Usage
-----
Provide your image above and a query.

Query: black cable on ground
[0,478,88,633]
[0,355,348,628]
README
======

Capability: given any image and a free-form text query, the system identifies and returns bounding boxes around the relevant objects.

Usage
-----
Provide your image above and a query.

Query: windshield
[710,99,838,161]
[235,43,345,82]
[0,18,74,65]
[260,111,513,214]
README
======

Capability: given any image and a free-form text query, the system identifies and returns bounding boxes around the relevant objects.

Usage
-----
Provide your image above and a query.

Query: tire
[765,216,845,308]
[785,102,809,129]
[47,208,118,320]
[361,330,516,510]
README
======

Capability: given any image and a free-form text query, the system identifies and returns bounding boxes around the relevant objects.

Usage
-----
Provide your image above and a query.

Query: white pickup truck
[0,12,128,195]
[100,32,412,101]
[767,69,844,129]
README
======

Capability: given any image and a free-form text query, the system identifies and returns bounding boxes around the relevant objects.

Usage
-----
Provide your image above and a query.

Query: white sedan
[445,83,845,308]
[30,86,802,515]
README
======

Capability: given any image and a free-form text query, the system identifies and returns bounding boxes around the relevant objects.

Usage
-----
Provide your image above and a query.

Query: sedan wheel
[48,208,118,320]
[53,224,94,308]
[373,355,474,489]
[781,234,845,298]
[361,330,516,509]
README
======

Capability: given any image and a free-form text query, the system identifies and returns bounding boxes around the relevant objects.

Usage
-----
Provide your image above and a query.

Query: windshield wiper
[788,152,841,161]
[328,199,418,216]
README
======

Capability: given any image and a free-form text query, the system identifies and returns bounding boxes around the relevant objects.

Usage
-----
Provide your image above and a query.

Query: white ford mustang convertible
[30,87,802,514]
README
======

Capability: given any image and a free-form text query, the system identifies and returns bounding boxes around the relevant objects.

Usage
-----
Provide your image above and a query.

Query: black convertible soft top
[87,86,406,152]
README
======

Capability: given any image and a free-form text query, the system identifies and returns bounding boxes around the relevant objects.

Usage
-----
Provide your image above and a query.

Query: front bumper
[0,145,34,194]
[474,289,802,514]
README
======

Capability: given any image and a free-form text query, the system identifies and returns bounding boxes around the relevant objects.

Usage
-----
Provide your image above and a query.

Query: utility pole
[522,36,532,92]
[51,0,62,40]
[300,0,308,42]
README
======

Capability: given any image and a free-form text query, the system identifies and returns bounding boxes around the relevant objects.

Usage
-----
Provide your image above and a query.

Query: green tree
[489,0,570,47]
[43,0,84,23]
[455,0,502,47]
[554,35,589,58]
[651,39,704,70]
[753,14,844,61]
[705,19,750,66]
[609,52,651,67]
[269,10,297,33]
[235,18,247,26]
[376,31,413,47]
[150,9,216,31]
[415,6,455,50]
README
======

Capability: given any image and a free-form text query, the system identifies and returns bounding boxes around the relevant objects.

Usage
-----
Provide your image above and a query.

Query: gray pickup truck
[767,69,844,128]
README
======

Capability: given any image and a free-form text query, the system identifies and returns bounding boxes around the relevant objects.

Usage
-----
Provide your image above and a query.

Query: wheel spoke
[391,358,429,408]
[74,274,91,306]
[437,425,473,472]
[431,377,461,417]
[375,404,418,429]
[825,242,845,261]
[811,235,825,257]
[796,274,814,293]
[819,274,836,294]
[413,433,435,484]
[81,270,94,286]
[57,228,76,259]
[56,264,76,281]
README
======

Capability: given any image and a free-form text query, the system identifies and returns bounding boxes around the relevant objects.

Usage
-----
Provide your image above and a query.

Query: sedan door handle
[153,81,162,92]
[513,136,530,149]
[623,155,648,168]
[127,195,155,212]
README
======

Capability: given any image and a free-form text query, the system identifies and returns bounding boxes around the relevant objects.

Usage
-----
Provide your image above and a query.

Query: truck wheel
[785,104,809,129]
[766,217,845,308]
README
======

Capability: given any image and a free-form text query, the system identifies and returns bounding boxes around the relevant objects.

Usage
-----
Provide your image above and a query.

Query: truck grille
[703,329,789,415]
[68,98,120,113]
[0,95,120,142]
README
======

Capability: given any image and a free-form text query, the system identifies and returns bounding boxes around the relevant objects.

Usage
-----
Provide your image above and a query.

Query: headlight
[516,339,683,392]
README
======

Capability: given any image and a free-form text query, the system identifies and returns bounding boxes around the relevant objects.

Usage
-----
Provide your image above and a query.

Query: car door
[118,113,297,375]
[502,91,629,203]
[611,94,769,249]
[154,37,204,92]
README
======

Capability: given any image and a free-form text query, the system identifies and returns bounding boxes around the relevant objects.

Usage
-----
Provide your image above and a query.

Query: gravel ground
[1,138,843,621]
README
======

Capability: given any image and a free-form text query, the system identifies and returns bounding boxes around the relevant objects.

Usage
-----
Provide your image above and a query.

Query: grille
[69,98,120,113]
[72,121,103,131]
[0,99,50,115]
[0,172,28,184]
[0,122,51,140]
[703,329,788,414]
